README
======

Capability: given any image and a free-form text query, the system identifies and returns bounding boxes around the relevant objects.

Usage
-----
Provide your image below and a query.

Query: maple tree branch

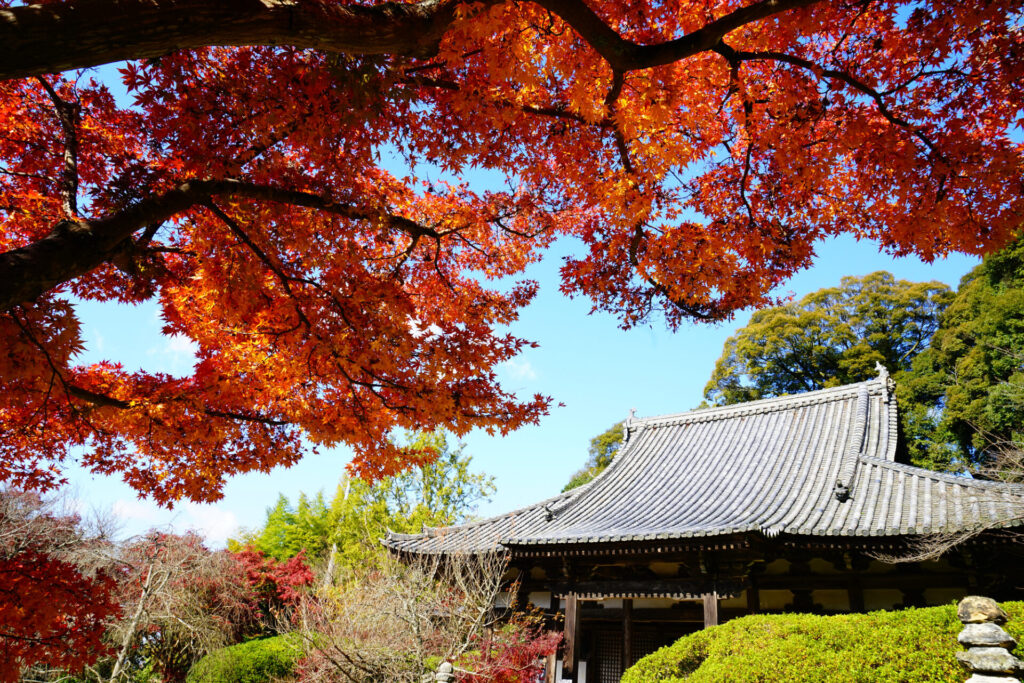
[405,75,612,128]
[9,310,103,441]
[0,168,55,182]
[533,0,822,72]
[204,201,313,329]
[713,42,943,157]
[62,383,290,426]
[2,0,823,81]
[35,76,81,217]
[0,178,438,312]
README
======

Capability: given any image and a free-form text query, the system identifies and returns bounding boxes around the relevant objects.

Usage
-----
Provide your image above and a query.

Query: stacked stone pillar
[957,596,1023,682]
[434,661,454,682]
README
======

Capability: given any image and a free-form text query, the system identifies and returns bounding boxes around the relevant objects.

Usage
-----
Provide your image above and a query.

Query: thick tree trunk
[0,0,466,81]
[0,0,821,81]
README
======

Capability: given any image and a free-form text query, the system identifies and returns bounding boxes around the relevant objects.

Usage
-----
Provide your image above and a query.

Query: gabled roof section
[383,371,1024,555]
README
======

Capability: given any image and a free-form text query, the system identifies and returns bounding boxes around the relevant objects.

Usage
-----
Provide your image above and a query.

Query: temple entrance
[588,623,698,682]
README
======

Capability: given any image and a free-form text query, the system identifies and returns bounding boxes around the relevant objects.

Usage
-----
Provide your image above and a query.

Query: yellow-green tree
[562,421,624,492]
[230,432,494,570]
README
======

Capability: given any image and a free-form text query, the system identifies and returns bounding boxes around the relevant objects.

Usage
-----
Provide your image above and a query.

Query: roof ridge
[833,385,871,502]
[542,420,646,521]
[630,378,886,430]
[859,454,1024,493]
[383,485,585,543]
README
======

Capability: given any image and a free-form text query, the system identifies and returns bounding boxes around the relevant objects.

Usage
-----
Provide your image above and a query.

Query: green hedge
[186,633,304,683]
[622,602,1024,683]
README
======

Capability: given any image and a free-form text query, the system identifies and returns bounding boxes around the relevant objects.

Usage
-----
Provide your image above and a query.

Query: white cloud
[183,503,239,547]
[498,358,538,381]
[148,333,199,374]
[90,327,106,355]
[109,498,238,548]
[112,498,163,523]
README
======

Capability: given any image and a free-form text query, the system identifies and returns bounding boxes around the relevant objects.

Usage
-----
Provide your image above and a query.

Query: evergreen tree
[704,271,952,406]
[903,236,1024,470]
[703,271,956,469]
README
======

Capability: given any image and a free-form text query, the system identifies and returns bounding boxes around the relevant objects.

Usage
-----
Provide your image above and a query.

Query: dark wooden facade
[509,536,1024,681]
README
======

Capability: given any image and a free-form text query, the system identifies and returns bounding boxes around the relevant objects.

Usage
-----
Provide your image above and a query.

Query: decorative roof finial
[875,361,895,393]
[623,408,638,444]
[875,361,889,382]
[543,505,554,522]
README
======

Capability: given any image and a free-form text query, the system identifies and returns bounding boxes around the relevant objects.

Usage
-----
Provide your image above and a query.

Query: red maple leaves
[0,0,1019,505]
[0,490,118,682]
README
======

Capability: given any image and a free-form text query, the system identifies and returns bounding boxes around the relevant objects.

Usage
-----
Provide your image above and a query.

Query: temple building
[384,369,1024,682]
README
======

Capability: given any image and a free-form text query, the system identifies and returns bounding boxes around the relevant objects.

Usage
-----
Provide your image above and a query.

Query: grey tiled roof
[384,376,1024,555]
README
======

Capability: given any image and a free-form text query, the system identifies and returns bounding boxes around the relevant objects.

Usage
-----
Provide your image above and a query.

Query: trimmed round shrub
[623,601,1024,683]
[186,633,304,683]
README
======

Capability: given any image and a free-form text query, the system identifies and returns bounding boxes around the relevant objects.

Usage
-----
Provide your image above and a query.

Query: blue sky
[66,233,977,546]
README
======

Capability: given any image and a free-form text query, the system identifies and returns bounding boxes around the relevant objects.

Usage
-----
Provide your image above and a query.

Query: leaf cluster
[185,633,304,683]
[2,0,1022,505]
[0,489,118,683]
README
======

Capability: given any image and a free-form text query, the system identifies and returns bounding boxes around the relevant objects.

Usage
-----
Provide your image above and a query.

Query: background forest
[7,432,558,683]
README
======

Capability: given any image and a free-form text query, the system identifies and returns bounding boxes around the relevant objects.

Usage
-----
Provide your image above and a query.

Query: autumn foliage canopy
[0,0,1020,504]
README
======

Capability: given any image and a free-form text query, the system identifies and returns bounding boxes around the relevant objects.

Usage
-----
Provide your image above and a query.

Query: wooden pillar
[622,598,634,672]
[848,576,865,612]
[563,594,581,682]
[544,650,557,683]
[702,591,719,628]
[746,578,760,614]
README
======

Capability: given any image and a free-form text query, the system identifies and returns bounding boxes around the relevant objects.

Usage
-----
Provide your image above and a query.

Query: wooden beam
[576,606,753,623]
[623,598,634,671]
[549,578,722,595]
[703,591,719,628]
[563,594,581,682]
[544,650,556,683]
[757,572,969,590]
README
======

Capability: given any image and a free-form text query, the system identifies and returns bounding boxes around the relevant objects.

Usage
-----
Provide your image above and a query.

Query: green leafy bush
[186,633,304,683]
[623,602,1024,683]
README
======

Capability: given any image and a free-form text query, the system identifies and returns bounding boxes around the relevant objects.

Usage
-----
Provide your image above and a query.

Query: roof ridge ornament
[875,360,889,382]
[876,360,896,395]
[623,408,637,444]
[834,385,870,502]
